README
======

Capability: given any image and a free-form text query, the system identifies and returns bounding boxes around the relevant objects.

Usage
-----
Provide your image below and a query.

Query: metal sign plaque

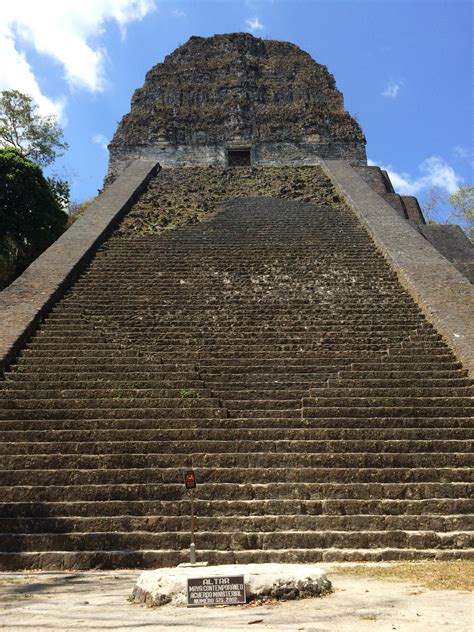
[184,470,196,489]
[187,575,246,607]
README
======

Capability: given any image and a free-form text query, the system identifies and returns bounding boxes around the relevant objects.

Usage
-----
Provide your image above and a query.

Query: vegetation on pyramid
[114,166,344,238]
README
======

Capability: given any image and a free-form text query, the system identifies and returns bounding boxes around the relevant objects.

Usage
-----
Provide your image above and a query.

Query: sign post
[184,470,197,564]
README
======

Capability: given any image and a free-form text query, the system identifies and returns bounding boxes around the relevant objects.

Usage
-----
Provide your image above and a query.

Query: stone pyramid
[0,34,472,569]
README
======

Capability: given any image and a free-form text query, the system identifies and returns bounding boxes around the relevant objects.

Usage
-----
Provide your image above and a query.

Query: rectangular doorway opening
[227,148,251,167]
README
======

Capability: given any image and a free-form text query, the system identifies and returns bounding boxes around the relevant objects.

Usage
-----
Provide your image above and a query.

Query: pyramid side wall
[0,159,160,374]
[322,160,474,378]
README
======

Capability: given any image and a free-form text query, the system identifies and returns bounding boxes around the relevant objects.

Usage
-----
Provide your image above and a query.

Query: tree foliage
[448,186,473,241]
[420,185,473,241]
[46,175,71,209]
[0,90,68,167]
[0,147,68,288]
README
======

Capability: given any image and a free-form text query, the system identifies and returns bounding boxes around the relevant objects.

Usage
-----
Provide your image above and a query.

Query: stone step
[1,466,471,486]
[1,529,471,553]
[1,417,471,431]
[44,298,419,308]
[209,370,470,382]
[0,452,471,469]
[0,397,223,410]
[44,316,426,326]
[38,322,436,333]
[6,371,203,383]
[12,359,462,371]
[333,369,469,380]
[34,331,443,342]
[1,439,469,456]
[2,547,473,570]
[40,323,441,334]
[0,384,305,397]
[2,497,470,518]
[0,388,215,400]
[20,348,453,360]
[0,378,317,391]
[6,370,467,387]
[0,408,228,421]
[302,406,473,419]
[27,342,449,355]
[3,427,471,444]
[327,378,472,388]
[309,387,473,398]
[12,361,199,371]
[0,482,471,502]
[48,300,421,309]
[1,513,470,534]
[302,396,473,408]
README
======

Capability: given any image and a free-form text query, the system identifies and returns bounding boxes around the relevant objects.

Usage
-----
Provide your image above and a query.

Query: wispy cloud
[245,17,264,33]
[171,9,186,18]
[453,145,471,160]
[0,1,156,117]
[381,79,404,99]
[368,156,462,196]
[92,133,108,151]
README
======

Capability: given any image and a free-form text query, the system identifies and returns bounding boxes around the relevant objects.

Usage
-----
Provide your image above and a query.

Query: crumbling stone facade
[107,33,366,181]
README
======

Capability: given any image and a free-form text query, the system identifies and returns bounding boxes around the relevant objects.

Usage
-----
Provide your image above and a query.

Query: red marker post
[184,470,197,564]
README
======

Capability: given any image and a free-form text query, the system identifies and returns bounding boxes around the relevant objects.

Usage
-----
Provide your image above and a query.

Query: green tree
[0,90,68,167]
[0,90,70,210]
[448,186,473,241]
[0,148,68,289]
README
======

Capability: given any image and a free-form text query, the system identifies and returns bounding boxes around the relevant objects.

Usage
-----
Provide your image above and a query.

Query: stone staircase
[0,195,472,569]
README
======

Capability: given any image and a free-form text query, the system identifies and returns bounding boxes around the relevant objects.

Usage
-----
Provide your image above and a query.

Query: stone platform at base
[131,563,332,607]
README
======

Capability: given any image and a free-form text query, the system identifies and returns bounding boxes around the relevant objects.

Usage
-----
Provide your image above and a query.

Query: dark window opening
[227,148,251,166]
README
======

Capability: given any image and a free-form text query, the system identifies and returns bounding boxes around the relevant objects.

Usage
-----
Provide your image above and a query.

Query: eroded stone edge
[0,159,160,374]
[322,160,474,379]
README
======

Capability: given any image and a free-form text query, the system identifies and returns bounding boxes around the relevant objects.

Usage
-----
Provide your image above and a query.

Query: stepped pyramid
[0,33,473,569]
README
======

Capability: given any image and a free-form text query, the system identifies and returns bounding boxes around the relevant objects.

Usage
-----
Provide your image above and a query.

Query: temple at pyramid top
[107,33,367,180]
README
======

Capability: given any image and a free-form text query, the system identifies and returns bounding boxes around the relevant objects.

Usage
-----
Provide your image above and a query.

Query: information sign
[187,575,246,606]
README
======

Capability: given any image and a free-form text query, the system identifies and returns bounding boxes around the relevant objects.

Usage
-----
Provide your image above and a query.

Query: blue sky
[1,0,472,222]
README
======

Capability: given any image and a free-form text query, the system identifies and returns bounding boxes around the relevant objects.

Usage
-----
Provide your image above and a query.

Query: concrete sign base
[131,563,332,607]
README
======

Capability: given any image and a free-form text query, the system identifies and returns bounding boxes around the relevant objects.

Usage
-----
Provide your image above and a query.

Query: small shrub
[179,388,200,399]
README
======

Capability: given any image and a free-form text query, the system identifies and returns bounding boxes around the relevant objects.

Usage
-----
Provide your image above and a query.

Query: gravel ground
[0,565,472,632]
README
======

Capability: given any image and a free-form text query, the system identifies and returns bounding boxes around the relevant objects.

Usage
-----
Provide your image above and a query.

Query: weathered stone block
[131,563,332,607]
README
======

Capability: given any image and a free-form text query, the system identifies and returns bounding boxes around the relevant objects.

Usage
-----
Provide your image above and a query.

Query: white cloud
[171,9,186,17]
[0,1,155,117]
[0,22,65,117]
[368,156,462,196]
[245,17,264,33]
[93,133,108,150]
[453,145,470,160]
[381,79,403,99]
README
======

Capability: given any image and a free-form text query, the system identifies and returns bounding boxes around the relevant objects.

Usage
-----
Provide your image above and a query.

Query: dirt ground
[0,564,472,631]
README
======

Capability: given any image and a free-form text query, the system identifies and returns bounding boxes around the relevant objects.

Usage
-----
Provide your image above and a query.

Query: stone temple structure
[0,33,472,569]
[107,34,366,177]
[107,33,473,281]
